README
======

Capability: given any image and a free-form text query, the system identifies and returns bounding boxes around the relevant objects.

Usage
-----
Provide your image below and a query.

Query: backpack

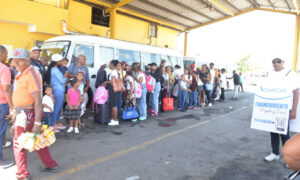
[134,81,142,98]
[145,74,156,92]
[93,86,109,105]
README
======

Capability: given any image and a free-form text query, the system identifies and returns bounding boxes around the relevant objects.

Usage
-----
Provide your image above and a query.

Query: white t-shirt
[174,69,183,80]
[125,75,134,90]
[109,69,119,81]
[137,72,146,85]
[42,95,54,112]
[220,73,227,88]
[180,75,192,90]
[210,69,215,84]
[265,69,300,109]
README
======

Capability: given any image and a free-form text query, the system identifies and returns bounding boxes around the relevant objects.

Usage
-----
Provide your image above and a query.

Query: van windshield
[40,41,70,62]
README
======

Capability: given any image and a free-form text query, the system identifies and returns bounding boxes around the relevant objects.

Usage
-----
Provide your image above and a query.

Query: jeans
[271,131,290,155]
[117,92,123,118]
[13,110,57,179]
[220,88,225,101]
[44,112,52,126]
[0,104,8,160]
[189,91,199,108]
[180,90,188,110]
[233,85,240,99]
[205,90,212,104]
[137,85,147,118]
[151,82,161,113]
[51,89,65,126]
[178,84,182,109]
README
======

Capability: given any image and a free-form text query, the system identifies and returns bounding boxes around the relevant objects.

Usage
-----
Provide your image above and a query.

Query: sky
[179,10,296,71]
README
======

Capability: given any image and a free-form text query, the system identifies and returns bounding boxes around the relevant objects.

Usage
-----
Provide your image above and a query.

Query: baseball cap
[52,54,63,62]
[30,46,42,52]
[11,48,30,59]
[120,61,127,66]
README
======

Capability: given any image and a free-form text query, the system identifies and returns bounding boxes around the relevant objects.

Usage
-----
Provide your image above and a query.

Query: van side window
[117,49,141,66]
[72,44,94,67]
[99,46,115,66]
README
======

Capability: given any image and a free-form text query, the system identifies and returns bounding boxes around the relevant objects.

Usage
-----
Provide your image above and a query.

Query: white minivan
[40,35,183,93]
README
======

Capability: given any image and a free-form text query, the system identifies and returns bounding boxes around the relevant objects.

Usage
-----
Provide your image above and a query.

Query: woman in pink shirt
[65,78,81,134]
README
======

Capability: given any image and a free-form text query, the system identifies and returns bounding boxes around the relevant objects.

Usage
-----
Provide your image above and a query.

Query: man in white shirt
[264,58,299,162]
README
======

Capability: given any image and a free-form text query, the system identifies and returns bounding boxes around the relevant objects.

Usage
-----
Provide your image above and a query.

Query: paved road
[1,89,294,180]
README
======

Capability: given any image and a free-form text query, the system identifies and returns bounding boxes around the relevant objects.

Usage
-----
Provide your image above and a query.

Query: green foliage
[236,54,259,73]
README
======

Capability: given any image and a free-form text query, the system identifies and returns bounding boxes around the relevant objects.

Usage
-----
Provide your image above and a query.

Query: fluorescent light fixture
[209,0,235,16]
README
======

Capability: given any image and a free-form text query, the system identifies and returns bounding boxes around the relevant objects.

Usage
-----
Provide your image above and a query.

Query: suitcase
[94,103,110,124]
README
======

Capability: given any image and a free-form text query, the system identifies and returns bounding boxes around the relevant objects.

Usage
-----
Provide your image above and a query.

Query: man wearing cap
[263,58,299,163]
[12,48,58,180]
[30,46,45,79]
[0,45,14,168]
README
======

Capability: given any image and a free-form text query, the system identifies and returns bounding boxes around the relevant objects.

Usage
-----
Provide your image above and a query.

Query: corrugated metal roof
[83,0,300,30]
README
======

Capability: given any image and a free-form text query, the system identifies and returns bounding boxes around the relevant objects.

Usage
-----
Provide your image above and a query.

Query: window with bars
[91,7,110,27]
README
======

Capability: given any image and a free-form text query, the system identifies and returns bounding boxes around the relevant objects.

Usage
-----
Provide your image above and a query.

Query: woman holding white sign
[260,58,299,162]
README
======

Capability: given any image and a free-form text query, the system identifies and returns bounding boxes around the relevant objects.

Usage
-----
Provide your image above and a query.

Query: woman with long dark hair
[102,60,121,126]
[45,54,68,133]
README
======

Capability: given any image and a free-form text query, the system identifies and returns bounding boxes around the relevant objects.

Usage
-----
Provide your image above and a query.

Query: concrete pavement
[0,89,294,180]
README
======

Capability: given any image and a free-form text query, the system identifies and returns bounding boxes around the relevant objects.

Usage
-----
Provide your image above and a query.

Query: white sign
[290,92,300,133]
[251,76,292,135]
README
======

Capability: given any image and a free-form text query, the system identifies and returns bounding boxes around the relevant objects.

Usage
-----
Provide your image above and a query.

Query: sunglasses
[272,59,282,64]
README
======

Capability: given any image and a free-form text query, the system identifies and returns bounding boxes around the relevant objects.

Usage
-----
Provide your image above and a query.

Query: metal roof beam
[209,0,235,16]
[245,0,259,8]
[223,0,240,12]
[138,0,202,24]
[186,8,256,31]
[284,0,291,10]
[105,0,135,13]
[197,0,227,16]
[267,0,275,9]
[125,4,190,28]
[167,0,215,21]
[293,0,300,15]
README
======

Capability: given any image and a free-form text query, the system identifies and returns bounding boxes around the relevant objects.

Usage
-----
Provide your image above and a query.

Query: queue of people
[0,44,243,180]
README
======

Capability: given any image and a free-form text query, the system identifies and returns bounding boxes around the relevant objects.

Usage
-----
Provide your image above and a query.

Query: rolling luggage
[94,103,110,124]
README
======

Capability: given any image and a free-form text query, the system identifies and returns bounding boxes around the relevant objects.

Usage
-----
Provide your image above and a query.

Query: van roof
[45,35,182,56]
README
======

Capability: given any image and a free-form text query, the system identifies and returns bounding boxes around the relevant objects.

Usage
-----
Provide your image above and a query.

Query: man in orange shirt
[11,48,58,180]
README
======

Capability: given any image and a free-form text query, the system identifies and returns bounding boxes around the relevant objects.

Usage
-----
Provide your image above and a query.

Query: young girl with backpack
[66,78,82,134]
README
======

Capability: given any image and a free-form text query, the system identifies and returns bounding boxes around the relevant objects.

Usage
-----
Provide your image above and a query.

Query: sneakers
[108,120,119,126]
[0,159,14,169]
[41,166,59,172]
[67,127,74,133]
[53,127,60,133]
[208,103,212,107]
[74,127,79,134]
[56,123,66,130]
[264,153,280,162]
[3,141,11,148]
[139,116,147,121]
[131,119,138,122]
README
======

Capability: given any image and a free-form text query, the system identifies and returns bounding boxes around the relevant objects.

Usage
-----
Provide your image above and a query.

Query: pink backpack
[93,86,109,105]
[146,74,156,92]
[134,81,142,98]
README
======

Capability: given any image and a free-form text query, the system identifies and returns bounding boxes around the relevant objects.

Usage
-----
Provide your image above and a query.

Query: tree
[236,54,259,73]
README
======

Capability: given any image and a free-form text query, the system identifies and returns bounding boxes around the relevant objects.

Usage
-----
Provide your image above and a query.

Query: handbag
[113,78,125,93]
[163,94,174,111]
[122,100,139,120]
[205,83,213,91]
